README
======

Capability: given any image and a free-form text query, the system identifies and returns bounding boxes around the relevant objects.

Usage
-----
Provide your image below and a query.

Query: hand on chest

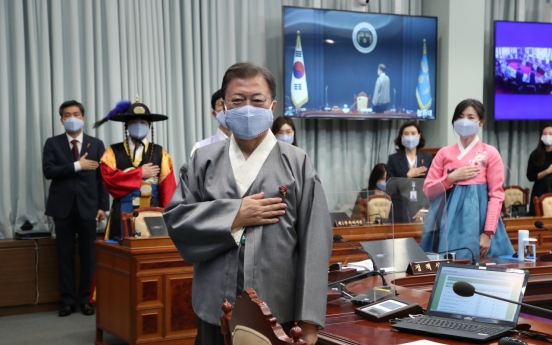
[446,149,488,177]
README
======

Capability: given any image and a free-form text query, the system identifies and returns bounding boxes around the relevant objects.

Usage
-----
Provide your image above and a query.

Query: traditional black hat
[93,96,168,128]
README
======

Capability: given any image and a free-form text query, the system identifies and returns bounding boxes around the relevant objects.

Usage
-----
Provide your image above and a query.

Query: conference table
[330,216,552,265]
[318,259,552,345]
[91,216,552,345]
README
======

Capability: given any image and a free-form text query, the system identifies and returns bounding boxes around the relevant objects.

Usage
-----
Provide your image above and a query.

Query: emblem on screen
[352,22,378,54]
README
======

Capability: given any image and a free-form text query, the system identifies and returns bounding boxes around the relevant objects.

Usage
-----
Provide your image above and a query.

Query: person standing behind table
[515,66,524,89]
[420,99,514,259]
[372,64,390,113]
[190,89,232,157]
[529,67,536,89]
[271,116,297,146]
[42,100,109,317]
[95,98,177,240]
[164,62,332,345]
[386,121,433,222]
[527,123,552,216]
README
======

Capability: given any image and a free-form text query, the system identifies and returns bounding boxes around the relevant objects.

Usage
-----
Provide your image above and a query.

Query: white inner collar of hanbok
[457,135,479,160]
[229,130,277,197]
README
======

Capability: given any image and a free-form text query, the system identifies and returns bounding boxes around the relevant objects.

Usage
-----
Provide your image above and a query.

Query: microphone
[133,211,140,237]
[327,271,373,286]
[453,281,552,316]
[437,247,477,265]
[367,214,384,224]
[534,220,552,232]
[333,234,387,286]
[333,234,374,266]
[533,221,552,262]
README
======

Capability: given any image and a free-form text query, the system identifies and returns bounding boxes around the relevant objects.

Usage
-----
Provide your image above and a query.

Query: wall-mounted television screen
[494,21,552,120]
[282,6,437,120]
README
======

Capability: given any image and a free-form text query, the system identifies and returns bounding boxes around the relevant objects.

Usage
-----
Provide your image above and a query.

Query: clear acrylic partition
[385,177,450,262]
[328,179,450,304]
[327,189,396,299]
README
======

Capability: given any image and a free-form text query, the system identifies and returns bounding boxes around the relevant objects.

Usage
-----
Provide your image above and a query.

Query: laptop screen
[427,263,529,326]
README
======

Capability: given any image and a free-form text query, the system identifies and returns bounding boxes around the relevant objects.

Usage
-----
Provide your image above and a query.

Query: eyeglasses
[226,97,268,108]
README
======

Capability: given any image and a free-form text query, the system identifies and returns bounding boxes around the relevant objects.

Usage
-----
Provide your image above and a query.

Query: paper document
[401,340,448,345]
[346,259,373,271]
[381,267,397,273]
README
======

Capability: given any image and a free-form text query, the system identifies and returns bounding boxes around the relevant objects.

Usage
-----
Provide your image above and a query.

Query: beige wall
[421,0,486,148]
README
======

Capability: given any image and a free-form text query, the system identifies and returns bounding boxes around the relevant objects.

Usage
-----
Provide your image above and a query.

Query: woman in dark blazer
[386,121,433,222]
[527,122,552,216]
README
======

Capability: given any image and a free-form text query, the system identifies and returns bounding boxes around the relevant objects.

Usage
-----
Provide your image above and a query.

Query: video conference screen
[283,7,437,120]
[494,21,552,120]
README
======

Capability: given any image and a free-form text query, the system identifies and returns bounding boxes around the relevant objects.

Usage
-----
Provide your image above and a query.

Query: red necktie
[71,139,79,162]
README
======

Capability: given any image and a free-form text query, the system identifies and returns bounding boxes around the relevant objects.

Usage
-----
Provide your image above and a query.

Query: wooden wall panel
[96,255,131,341]
[165,273,196,338]
[37,244,60,303]
[0,247,36,306]
[136,309,163,342]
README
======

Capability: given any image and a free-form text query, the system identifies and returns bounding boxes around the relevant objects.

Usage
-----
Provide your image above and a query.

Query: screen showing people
[283,7,437,120]
[494,21,552,120]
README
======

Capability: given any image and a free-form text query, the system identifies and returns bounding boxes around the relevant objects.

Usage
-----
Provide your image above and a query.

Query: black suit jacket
[43,133,109,220]
[386,150,434,223]
[386,150,433,179]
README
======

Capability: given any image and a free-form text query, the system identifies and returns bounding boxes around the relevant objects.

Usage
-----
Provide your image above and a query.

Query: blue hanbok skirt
[420,184,514,259]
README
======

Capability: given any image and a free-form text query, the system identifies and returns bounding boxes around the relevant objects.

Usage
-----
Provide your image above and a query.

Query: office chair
[220,288,305,345]
[120,206,164,237]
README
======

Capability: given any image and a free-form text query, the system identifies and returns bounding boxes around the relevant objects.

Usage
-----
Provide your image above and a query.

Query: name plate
[406,259,471,275]
[335,219,364,227]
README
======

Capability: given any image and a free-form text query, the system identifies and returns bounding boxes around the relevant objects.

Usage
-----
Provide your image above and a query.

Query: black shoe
[59,304,75,317]
[80,303,95,316]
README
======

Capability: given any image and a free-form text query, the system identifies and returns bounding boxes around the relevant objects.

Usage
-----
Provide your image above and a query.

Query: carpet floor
[0,310,127,345]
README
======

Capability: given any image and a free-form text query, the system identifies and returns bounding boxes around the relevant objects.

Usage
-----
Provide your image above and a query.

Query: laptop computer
[391,263,529,343]
[360,238,429,273]
[143,216,168,236]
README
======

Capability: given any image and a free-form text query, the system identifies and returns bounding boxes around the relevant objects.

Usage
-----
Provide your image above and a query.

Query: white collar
[229,130,277,196]
[457,135,480,160]
[127,136,149,150]
[216,127,229,140]
[406,154,417,168]
[66,131,83,143]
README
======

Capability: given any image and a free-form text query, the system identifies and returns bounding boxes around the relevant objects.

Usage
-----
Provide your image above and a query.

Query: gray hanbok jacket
[164,139,332,328]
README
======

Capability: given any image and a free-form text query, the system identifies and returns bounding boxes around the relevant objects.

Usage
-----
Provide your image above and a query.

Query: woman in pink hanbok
[421,99,514,259]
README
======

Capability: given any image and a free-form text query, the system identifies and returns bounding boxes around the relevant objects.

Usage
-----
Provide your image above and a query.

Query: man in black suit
[42,100,109,317]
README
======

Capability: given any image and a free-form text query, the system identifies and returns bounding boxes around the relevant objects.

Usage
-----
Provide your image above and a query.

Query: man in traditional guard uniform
[95,97,177,239]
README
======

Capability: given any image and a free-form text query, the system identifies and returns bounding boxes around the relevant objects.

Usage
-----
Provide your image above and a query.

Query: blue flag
[416,39,432,110]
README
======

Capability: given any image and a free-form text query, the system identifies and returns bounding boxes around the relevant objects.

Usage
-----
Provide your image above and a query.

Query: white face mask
[542,135,552,146]
[454,119,480,139]
[224,102,274,140]
[128,123,150,140]
[401,136,420,150]
[215,110,227,128]
[63,117,84,133]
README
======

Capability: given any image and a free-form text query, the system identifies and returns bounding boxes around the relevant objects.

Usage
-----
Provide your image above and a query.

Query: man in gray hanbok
[164,62,332,345]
